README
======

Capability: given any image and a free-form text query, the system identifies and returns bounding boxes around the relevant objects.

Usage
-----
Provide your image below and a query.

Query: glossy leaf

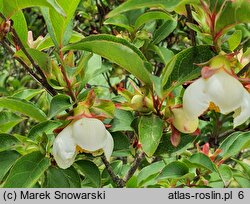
[227,30,242,51]
[219,132,250,159]
[158,161,189,180]
[233,159,250,179]
[161,45,215,95]
[0,111,23,133]
[0,97,47,122]
[48,94,72,118]
[64,34,152,85]
[15,48,52,74]
[45,166,81,188]
[152,20,177,44]
[36,32,84,51]
[75,160,101,188]
[107,0,181,18]
[155,133,197,156]
[28,120,62,140]
[135,11,173,29]
[41,0,80,47]
[11,11,28,46]
[189,153,217,172]
[3,151,50,187]
[104,14,133,32]
[218,164,232,184]
[0,134,20,152]
[0,151,20,181]
[138,115,163,157]
[110,109,134,132]
[12,89,44,101]
[137,161,165,186]
[1,0,65,18]
[215,0,250,33]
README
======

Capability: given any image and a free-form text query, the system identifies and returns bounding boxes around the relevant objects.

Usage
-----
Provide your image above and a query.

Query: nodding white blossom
[52,118,114,169]
[183,69,250,128]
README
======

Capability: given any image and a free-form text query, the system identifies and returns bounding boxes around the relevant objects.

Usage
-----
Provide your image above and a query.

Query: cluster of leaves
[0,0,250,188]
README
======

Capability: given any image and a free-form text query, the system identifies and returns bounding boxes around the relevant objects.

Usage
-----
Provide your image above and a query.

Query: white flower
[52,118,114,169]
[183,69,250,128]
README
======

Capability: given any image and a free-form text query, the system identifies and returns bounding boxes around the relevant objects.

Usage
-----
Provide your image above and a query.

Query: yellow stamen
[209,102,220,112]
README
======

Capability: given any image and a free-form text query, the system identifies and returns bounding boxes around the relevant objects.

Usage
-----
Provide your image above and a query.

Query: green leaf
[3,151,50,187]
[1,0,65,18]
[45,166,81,187]
[48,94,72,118]
[107,0,181,18]
[155,133,197,156]
[36,32,84,51]
[189,153,217,172]
[75,160,101,188]
[234,175,250,188]
[0,111,23,133]
[215,0,250,33]
[0,151,20,181]
[227,30,242,51]
[112,132,130,151]
[137,161,165,186]
[149,45,174,65]
[138,115,163,157]
[219,132,250,158]
[135,11,173,29]
[110,109,134,132]
[233,159,250,179]
[15,48,52,74]
[64,34,152,85]
[157,161,189,180]
[11,11,28,46]
[152,20,177,44]
[104,14,133,32]
[28,120,62,140]
[0,97,47,122]
[161,45,215,95]
[218,164,232,184]
[41,0,80,47]
[0,134,20,152]
[12,89,44,101]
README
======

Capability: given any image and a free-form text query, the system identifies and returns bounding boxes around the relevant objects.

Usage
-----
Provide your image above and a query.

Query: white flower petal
[52,125,76,169]
[233,90,250,127]
[206,71,244,114]
[172,108,199,133]
[72,118,107,151]
[102,131,114,161]
[183,78,210,118]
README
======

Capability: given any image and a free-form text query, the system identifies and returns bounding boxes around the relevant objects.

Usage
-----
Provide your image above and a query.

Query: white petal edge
[233,90,250,128]
[206,71,244,114]
[102,131,114,161]
[72,118,108,151]
[183,78,210,119]
[52,125,76,169]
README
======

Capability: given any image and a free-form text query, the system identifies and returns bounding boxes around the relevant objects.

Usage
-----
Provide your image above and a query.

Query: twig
[1,41,41,83]
[103,73,118,95]
[10,28,57,96]
[0,12,57,96]
[123,151,145,183]
[185,4,196,46]
[101,155,125,188]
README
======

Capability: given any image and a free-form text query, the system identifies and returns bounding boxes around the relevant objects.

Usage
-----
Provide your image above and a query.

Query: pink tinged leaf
[202,143,210,155]
[170,125,181,147]
[201,66,218,79]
